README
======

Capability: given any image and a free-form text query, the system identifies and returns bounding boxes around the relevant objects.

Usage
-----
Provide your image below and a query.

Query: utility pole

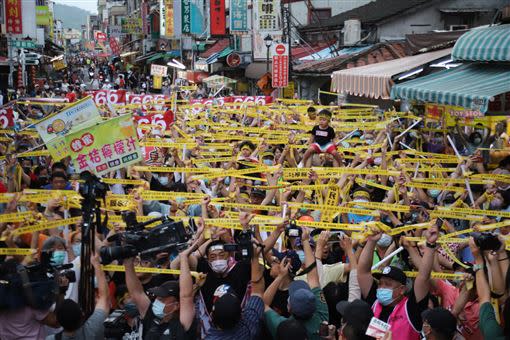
[8,35,13,88]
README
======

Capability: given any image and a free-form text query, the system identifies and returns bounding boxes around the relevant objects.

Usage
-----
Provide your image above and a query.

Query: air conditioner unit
[343,19,361,46]
[449,24,468,31]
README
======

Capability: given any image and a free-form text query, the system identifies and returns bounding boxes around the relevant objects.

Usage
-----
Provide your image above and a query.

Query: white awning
[331,48,452,99]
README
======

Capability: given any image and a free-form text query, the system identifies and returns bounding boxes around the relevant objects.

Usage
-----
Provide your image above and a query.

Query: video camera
[285,220,302,238]
[99,211,193,264]
[223,230,255,261]
[0,251,76,311]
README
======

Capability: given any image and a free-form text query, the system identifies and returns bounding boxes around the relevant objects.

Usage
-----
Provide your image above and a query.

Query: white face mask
[210,259,228,273]
[377,234,393,248]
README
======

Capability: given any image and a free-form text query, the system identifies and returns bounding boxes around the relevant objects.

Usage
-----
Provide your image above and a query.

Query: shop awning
[146,50,181,63]
[452,24,510,62]
[205,47,234,64]
[390,63,510,113]
[331,48,452,99]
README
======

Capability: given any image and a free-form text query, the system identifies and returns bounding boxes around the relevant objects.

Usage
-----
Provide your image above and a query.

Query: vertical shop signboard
[210,0,226,35]
[230,0,248,32]
[272,43,289,88]
[182,0,191,33]
[6,0,22,34]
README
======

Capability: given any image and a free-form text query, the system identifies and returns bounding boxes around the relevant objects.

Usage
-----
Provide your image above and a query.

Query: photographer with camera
[122,226,203,339]
[47,252,109,340]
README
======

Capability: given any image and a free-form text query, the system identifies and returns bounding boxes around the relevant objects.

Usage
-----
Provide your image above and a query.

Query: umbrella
[202,75,237,88]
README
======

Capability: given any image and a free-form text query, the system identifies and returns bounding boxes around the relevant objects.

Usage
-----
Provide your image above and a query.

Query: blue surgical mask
[158,176,169,186]
[224,177,230,185]
[151,299,166,319]
[51,250,66,266]
[296,250,305,263]
[263,159,274,166]
[376,288,394,306]
[72,243,81,257]
[124,302,139,317]
[427,189,441,199]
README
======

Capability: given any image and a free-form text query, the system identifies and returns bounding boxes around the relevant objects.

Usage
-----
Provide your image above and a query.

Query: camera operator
[0,259,60,340]
[123,228,203,340]
[47,253,109,340]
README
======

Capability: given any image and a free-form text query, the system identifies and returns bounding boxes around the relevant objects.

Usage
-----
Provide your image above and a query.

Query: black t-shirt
[196,258,251,312]
[311,125,335,146]
[365,280,428,331]
[142,302,198,340]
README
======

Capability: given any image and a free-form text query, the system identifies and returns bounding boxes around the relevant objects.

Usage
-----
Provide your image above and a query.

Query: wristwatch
[426,242,437,249]
[473,264,484,272]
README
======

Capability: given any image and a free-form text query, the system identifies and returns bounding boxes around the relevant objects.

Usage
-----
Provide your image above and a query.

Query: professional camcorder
[99,211,193,264]
[0,251,76,311]
[223,230,255,261]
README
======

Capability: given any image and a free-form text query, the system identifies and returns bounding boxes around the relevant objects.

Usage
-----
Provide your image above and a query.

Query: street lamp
[264,34,273,73]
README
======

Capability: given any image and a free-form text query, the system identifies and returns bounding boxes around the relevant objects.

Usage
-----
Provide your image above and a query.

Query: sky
[52,0,97,14]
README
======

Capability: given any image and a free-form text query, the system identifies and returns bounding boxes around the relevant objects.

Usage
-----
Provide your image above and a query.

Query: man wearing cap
[336,299,374,340]
[123,246,197,339]
[357,223,439,340]
[264,228,329,339]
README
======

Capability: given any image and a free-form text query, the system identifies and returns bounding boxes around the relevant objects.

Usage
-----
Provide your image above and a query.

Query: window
[309,8,331,25]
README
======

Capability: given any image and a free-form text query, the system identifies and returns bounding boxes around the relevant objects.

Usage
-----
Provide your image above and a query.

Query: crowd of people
[0,58,510,340]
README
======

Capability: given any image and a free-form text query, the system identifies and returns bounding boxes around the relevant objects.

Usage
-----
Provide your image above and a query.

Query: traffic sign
[275,44,286,55]
[10,40,36,49]
[272,44,289,88]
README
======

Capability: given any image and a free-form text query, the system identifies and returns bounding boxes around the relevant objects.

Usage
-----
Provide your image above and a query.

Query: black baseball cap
[373,266,407,285]
[422,308,457,338]
[148,280,179,298]
[336,299,373,332]
[212,293,242,329]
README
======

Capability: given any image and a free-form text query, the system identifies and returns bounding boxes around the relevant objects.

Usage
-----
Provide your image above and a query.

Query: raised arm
[124,257,150,318]
[414,223,438,302]
[358,230,380,298]
[91,253,109,312]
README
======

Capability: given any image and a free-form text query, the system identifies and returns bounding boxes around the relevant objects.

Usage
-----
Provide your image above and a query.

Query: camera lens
[99,246,138,264]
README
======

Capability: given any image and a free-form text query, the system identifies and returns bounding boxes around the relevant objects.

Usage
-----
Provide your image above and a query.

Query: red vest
[372,297,420,340]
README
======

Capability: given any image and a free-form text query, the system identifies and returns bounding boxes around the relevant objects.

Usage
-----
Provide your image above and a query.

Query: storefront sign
[108,25,122,38]
[182,0,191,33]
[230,0,248,31]
[150,64,168,77]
[121,18,142,34]
[94,31,107,42]
[164,0,175,37]
[6,0,22,34]
[272,43,289,88]
[226,53,241,67]
[255,0,279,31]
[52,59,67,71]
[141,1,149,35]
[210,0,226,35]
[36,5,51,26]
[109,37,120,56]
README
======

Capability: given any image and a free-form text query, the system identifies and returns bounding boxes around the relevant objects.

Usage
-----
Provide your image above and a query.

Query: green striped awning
[452,24,510,62]
[390,64,510,113]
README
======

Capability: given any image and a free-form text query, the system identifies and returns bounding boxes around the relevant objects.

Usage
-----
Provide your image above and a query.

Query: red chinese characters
[6,0,22,34]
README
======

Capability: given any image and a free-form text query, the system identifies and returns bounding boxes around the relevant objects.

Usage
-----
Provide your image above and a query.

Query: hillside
[53,3,90,30]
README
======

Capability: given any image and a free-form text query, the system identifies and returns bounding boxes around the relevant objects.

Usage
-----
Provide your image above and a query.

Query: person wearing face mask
[195,241,251,316]
[357,223,439,340]
[123,247,198,340]
[47,253,109,340]
[373,233,400,268]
